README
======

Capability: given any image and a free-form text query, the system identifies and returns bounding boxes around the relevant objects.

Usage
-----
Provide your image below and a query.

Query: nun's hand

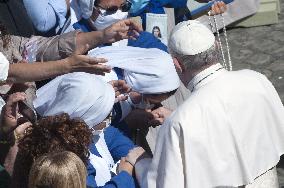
[125,109,154,129]
[67,44,111,75]
[148,107,172,127]
[126,147,148,166]
[102,19,143,44]
[210,1,227,15]
[118,157,134,175]
[108,80,131,101]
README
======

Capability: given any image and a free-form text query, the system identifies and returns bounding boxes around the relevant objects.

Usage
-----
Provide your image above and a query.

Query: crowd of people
[1,0,284,188]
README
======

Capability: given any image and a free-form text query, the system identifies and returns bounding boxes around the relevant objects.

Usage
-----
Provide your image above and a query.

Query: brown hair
[13,113,92,188]
[29,151,87,188]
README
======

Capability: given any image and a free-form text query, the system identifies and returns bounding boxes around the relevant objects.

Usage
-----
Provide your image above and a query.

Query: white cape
[143,68,284,188]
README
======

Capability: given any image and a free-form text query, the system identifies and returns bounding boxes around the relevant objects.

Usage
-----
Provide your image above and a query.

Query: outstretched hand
[67,44,111,75]
[102,18,143,44]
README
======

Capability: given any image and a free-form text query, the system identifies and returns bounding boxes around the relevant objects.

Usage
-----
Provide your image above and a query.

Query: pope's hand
[148,107,172,127]
[210,1,227,15]
[102,18,143,44]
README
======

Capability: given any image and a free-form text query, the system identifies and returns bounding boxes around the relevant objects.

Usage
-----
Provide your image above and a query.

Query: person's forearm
[7,60,70,83]
[76,31,105,52]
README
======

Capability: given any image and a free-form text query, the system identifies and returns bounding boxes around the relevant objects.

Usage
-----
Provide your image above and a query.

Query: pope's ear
[173,57,184,73]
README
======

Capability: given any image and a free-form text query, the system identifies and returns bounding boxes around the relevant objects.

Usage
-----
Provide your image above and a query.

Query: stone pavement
[226,0,284,102]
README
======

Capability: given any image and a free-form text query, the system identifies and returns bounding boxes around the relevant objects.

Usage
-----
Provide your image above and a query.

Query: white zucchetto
[168,20,215,55]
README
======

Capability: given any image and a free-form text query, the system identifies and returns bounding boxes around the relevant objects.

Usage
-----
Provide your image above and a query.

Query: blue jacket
[87,126,136,188]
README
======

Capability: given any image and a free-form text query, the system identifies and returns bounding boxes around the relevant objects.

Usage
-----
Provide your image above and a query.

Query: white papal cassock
[138,63,284,188]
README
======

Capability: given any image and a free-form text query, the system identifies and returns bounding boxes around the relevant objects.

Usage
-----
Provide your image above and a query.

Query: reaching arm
[7,53,110,83]
[37,18,143,60]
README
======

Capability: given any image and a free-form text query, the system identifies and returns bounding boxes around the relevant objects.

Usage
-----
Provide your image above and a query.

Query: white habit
[141,64,284,188]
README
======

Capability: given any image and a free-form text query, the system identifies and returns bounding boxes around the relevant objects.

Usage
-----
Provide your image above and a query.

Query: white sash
[89,131,115,186]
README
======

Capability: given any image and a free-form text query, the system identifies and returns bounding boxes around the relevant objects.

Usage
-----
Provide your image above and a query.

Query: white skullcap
[89,46,180,94]
[34,72,115,128]
[0,52,9,82]
[168,20,215,55]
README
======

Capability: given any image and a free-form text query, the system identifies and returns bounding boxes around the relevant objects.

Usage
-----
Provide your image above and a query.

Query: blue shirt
[87,126,136,188]
[23,0,67,36]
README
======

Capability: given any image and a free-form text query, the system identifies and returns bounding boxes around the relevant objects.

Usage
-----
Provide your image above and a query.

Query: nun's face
[129,91,172,107]
[143,93,171,104]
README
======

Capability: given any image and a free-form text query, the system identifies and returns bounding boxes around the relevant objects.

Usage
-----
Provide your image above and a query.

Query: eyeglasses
[95,0,132,15]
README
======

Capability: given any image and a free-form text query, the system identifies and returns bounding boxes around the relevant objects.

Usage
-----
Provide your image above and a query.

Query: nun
[35,45,180,129]
[34,72,145,188]
[87,46,180,133]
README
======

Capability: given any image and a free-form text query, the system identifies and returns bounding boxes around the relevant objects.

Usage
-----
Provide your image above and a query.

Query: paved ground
[226,1,284,186]
[227,0,284,102]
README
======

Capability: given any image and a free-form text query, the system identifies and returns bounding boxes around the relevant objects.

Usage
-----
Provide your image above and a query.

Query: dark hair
[0,21,10,48]
[152,26,162,38]
[13,113,93,188]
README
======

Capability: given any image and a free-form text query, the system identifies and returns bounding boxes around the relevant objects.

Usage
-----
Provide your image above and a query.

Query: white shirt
[0,52,9,82]
[0,52,9,112]
[143,64,284,188]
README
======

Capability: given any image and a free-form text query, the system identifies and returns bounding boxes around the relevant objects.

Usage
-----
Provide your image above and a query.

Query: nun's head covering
[89,46,180,94]
[34,72,115,128]
[168,20,215,55]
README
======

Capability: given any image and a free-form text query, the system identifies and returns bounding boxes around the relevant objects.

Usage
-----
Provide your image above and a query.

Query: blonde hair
[28,151,87,188]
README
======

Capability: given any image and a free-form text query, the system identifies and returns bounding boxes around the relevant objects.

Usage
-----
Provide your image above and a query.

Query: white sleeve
[0,52,9,82]
[144,119,185,188]
[0,97,5,112]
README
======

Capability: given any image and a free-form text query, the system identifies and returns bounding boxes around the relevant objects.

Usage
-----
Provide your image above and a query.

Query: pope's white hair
[169,42,220,71]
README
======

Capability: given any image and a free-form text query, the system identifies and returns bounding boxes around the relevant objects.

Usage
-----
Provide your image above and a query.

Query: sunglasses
[95,0,132,15]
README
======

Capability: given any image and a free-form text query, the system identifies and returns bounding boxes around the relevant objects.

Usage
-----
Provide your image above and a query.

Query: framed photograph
[146,13,168,45]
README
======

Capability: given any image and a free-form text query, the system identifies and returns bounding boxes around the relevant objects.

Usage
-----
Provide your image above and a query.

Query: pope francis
[134,20,284,188]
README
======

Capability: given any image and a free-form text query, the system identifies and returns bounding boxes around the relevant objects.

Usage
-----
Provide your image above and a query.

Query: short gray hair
[169,42,220,71]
